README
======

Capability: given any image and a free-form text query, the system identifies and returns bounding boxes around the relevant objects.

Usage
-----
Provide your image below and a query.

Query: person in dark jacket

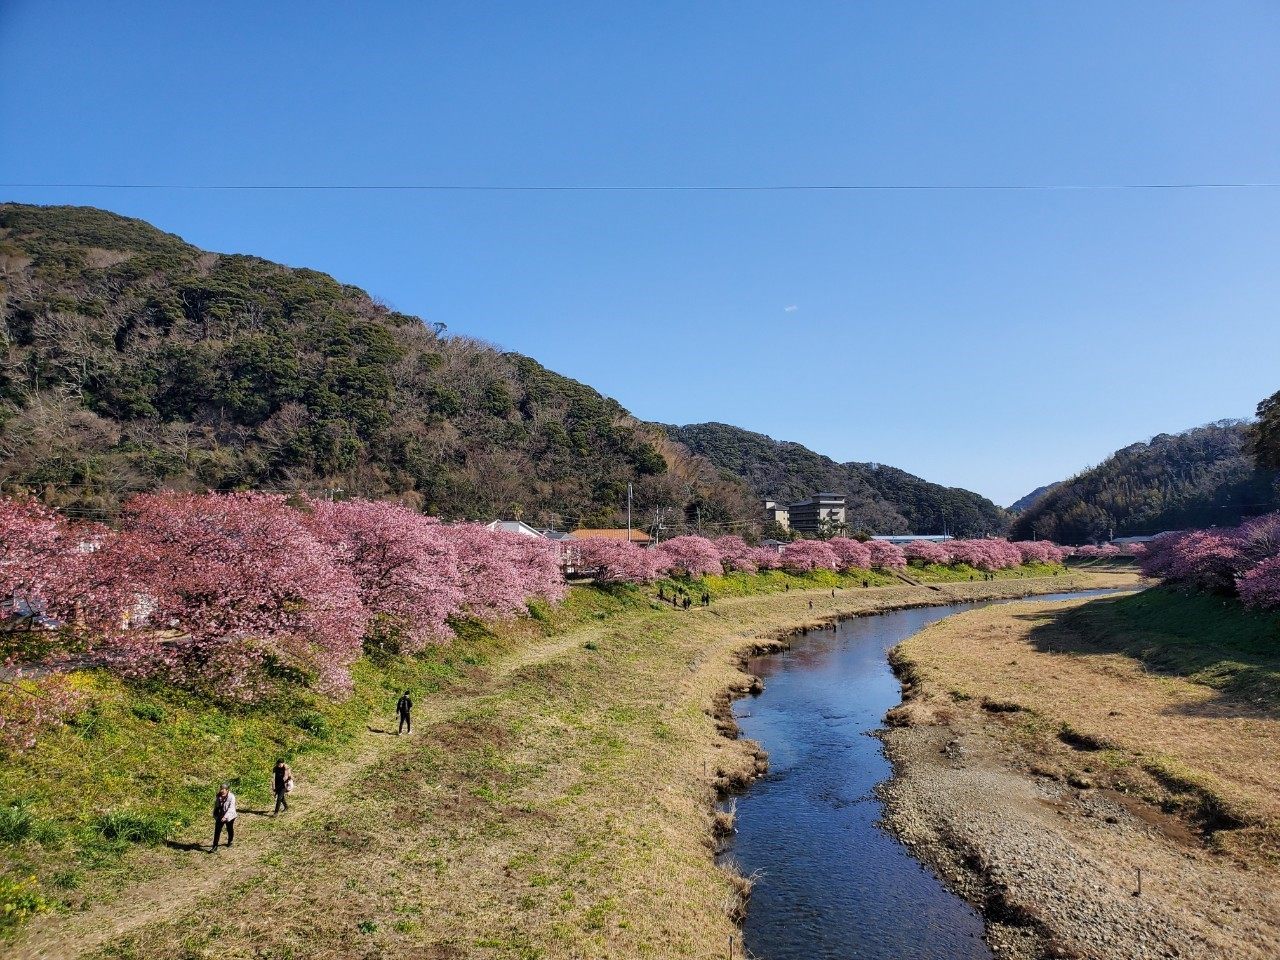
[211,783,237,852]
[682,595,691,610]
[701,592,710,606]
[396,691,413,735]
[272,759,293,815]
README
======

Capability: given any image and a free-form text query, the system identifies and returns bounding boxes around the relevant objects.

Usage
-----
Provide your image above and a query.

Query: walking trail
[11,625,597,960]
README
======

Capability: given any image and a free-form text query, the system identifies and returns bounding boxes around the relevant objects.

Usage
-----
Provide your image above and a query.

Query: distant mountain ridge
[666,422,1010,537]
[1008,421,1280,544]
[1008,483,1060,513]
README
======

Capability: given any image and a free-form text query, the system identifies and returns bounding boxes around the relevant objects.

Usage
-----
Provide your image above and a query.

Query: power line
[3,181,1280,193]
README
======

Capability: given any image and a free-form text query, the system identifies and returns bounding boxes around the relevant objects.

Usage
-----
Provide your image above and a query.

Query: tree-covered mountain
[1008,421,1280,544]
[1008,483,1060,513]
[0,203,754,528]
[665,422,1010,537]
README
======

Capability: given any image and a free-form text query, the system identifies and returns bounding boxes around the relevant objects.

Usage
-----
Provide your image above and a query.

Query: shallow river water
[725,589,1122,960]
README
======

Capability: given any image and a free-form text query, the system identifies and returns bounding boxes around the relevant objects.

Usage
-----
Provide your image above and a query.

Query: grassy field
[3,565,1103,957]
[893,586,1280,863]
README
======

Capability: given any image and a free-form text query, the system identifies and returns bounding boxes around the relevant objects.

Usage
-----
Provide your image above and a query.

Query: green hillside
[0,204,753,528]
[666,421,1009,537]
[1008,421,1279,544]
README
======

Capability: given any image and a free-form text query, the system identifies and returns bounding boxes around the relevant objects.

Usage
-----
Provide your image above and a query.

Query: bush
[294,711,332,739]
[95,809,173,845]
[0,875,49,931]
[0,803,33,844]
[130,701,166,723]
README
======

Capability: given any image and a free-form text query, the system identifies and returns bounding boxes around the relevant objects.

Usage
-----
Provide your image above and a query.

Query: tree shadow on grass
[1017,590,1280,720]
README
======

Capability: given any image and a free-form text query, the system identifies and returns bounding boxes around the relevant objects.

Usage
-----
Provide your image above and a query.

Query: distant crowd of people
[657,585,711,609]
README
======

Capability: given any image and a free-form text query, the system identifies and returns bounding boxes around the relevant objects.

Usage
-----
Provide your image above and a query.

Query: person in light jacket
[212,783,237,852]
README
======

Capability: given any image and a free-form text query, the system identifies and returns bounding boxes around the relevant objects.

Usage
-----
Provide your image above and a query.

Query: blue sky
[2,1,1278,506]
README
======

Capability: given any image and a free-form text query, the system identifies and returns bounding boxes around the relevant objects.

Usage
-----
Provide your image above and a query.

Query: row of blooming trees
[577,533,1075,581]
[2,494,1077,750]
[1140,512,1280,610]
[900,538,1068,570]
[0,493,566,720]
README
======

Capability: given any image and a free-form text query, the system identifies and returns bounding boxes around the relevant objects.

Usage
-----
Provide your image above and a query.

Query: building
[484,520,546,539]
[569,528,652,545]
[870,534,953,545]
[786,493,846,536]
[762,499,790,531]
[758,538,788,553]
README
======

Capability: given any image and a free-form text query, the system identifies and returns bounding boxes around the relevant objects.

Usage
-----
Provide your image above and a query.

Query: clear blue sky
[3,2,1279,506]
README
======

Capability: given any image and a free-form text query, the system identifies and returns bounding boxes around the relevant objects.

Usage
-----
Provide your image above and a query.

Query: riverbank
[6,570,1122,959]
[882,584,1280,960]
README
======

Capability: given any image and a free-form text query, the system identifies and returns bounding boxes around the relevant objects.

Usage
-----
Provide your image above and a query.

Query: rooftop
[570,528,652,544]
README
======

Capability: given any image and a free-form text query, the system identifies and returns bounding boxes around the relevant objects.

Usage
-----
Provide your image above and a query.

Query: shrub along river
[723,589,1122,960]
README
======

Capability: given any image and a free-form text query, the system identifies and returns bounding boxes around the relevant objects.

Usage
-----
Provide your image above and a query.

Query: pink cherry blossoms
[780,539,840,572]
[1140,511,1280,610]
[575,538,664,583]
[656,536,724,578]
[0,492,575,721]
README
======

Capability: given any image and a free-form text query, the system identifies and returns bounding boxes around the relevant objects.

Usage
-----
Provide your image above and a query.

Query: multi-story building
[786,493,846,536]
[762,499,790,531]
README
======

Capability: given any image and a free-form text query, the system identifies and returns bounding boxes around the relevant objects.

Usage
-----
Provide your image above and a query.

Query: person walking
[701,591,710,607]
[396,691,413,735]
[272,759,293,815]
[683,595,691,610]
[211,783,237,852]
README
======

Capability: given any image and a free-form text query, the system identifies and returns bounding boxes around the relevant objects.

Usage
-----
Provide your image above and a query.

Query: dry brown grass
[13,572,1125,960]
[896,589,1280,861]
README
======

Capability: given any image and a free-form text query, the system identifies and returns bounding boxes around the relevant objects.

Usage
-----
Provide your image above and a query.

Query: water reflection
[725,590,1121,960]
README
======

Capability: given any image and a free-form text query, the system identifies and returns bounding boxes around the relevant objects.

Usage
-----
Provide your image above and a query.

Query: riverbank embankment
[882,584,1280,960]
[9,571,1125,960]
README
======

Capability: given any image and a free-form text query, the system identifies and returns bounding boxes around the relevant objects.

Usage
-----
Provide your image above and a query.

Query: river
[723,589,1122,960]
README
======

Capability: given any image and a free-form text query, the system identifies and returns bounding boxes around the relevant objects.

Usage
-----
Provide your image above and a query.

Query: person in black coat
[396,691,413,735]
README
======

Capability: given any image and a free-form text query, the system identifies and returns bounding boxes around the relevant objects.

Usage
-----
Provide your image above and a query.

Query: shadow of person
[164,839,208,852]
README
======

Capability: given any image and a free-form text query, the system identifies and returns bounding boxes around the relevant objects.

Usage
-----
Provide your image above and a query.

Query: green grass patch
[0,582,656,921]
[911,562,1067,583]
[668,568,897,600]
[1062,587,1280,708]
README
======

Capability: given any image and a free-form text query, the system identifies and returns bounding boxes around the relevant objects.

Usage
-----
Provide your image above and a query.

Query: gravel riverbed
[878,706,1280,959]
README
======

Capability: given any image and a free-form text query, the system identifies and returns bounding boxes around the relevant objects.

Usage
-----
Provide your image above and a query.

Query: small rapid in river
[723,589,1122,960]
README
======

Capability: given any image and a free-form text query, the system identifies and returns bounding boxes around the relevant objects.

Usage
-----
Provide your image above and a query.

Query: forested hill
[1008,483,1060,513]
[1008,421,1280,544]
[666,422,1010,537]
[0,203,755,527]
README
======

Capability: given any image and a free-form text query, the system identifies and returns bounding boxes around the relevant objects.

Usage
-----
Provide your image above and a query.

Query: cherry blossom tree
[781,539,840,572]
[94,492,368,698]
[656,536,723,578]
[828,537,873,571]
[1238,555,1280,610]
[866,540,907,571]
[576,538,663,583]
[303,498,462,651]
[714,536,758,573]
[751,547,783,570]
[0,672,82,755]
[903,540,949,566]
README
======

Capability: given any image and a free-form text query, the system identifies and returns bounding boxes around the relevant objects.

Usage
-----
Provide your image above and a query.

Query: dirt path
[9,626,598,960]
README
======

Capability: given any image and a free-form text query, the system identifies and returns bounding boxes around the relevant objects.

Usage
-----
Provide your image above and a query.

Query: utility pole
[627,483,633,544]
